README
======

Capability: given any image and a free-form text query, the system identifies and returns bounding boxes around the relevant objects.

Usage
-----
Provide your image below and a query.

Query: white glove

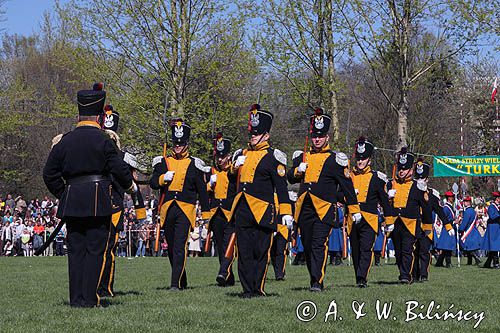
[163,171,175,182]
[385,224,394,233]
[448,228,455,237]
[352,213,362,224]
[126,181,138,194]
[209,174,217,187]
[354,188,359,195]
[297,162,308,173]
[282,215,294,229]
[234,155,247,168]
[388,189,397,199]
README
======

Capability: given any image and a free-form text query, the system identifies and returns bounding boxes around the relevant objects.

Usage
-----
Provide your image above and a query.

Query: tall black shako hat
[213,132,231,157]
[354,136,374,160]
[414,158,430,179]
[396,147,415,170]
[103,105,120,132]
[77,82,106,116]
[248,104,273,135]
[309,108,331,138]
[170,119,191,145]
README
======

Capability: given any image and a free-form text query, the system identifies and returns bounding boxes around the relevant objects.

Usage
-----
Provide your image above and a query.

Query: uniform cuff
[385,216,395,225]
[201,211,212,220]
[293,168,302,179]
[279,203,292,216]
[444,223,452,231]
[347,204,360,214]
[159,175,166,186]
[206,183,213,192]
[422,224,433,232]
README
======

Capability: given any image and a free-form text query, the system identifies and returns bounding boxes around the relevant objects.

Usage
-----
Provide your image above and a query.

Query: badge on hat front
[250,113,260,127]
[216,140,224,151]
[399,154,407,165]
[416,164,423,174]
[314,116,324,129]
[104,114,114,129]
[174,125,184,138]
[357,143,366,154]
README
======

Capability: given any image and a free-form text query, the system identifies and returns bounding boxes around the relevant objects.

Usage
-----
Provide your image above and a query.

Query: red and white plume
[492,77,498,104]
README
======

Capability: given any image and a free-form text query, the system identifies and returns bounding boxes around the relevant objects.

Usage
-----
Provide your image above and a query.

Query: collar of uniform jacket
[353,165,371,175]
[309,144,330,154]
[248,141,270,151]
[76,120,101,129]
[172,151,190,160]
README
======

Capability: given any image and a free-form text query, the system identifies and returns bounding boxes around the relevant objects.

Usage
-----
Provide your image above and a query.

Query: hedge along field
[0,256,498,332]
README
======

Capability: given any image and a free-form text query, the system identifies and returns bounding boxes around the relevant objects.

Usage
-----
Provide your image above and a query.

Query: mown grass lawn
[0,256,498,332]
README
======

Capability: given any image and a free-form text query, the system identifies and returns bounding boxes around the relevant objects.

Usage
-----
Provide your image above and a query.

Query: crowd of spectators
[0,193,212,258]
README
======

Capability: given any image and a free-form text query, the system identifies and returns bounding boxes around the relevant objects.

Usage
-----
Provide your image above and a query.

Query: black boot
[483,253,493,268]
[445,255,452,268]
[374,252,381,266]
[466,252,473,265]
[334,255,343,266]
[472,252,481,265]
[435,253,445,267]
[493,253,500,269]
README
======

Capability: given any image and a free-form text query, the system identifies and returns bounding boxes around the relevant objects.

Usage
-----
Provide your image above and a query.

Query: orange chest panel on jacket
[214,169,229,199]
[351,172,373,203]
[166,157,191,192]
[239,150,267,183]
[304,152,330,183]
[392,180,413,208]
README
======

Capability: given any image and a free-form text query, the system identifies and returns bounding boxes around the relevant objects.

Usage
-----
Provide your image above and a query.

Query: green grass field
[0,256,498,332]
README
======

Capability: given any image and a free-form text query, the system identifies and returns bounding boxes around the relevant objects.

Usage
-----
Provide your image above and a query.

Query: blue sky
[2,0,69,35]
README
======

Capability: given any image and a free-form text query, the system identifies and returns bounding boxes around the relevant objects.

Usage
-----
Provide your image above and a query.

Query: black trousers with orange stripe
[391,219,417,282]
[164,203,192,289]
[211,210,235,285]
[235,199,274,296]
[349,218,376,283]
[413,235,432,280]
[66,216,109,307]
[97,214,121,296]
[298,201,333,289]
[271,233,287,280]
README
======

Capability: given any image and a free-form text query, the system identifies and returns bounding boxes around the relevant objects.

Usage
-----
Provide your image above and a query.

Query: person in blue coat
[434,191,457,268]
[458,196,481,265]
[373,207,385,266]
[328,204,344,265]
[481,192,500,268]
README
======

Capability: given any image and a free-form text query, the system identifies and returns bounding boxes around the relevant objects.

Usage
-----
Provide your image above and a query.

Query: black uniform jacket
[350,166,393,233]
[422,188,452,240]
[287,146,360,227]
[207,165,237,223]
[386,178,432,236]
[228,141,292,230]
[43,121,133,218]
[150,152,210,228]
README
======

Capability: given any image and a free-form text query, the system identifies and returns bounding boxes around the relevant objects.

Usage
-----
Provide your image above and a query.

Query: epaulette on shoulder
[104,129,121,149]
[152,156,163,168]
[232,148,243,162]
[124,152,147,173]
[376,171,388,183]
[273,148,287,165]
[292,150,303,160]
[334,152,348,167]
[430,188,440,199]
[51,133,64,149]
[193,156,211,173]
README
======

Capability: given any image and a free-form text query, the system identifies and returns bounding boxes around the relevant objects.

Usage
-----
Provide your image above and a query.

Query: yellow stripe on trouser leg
[108,232,119,295]
[96,221,112,306]
[319,229,332,284]
[259,233,274,295]
[409,242,416,282]
[179,225,192,289]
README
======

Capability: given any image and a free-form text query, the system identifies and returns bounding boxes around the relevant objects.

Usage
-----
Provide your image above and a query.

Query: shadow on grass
[61,299,123,308]
[113,290,142,296]
[155,286,200,291]
[371,281,401,285]
[225,292,281,298]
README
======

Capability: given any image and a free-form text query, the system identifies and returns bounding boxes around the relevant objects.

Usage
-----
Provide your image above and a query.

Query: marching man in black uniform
[349,137,393,287]
[412,159,453,282]
[287,108,360,292]
[97,104,147,297]
[229,104,293,298]
[150,120,211,291]
[43,84,135,307]
[386,148,432,284]
[207,133,237,287]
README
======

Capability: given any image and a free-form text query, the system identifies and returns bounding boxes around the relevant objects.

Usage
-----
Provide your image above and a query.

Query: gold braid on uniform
[104,129,121,150]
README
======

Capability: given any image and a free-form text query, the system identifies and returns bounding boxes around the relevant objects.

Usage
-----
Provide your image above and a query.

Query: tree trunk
[325,0,340,143]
